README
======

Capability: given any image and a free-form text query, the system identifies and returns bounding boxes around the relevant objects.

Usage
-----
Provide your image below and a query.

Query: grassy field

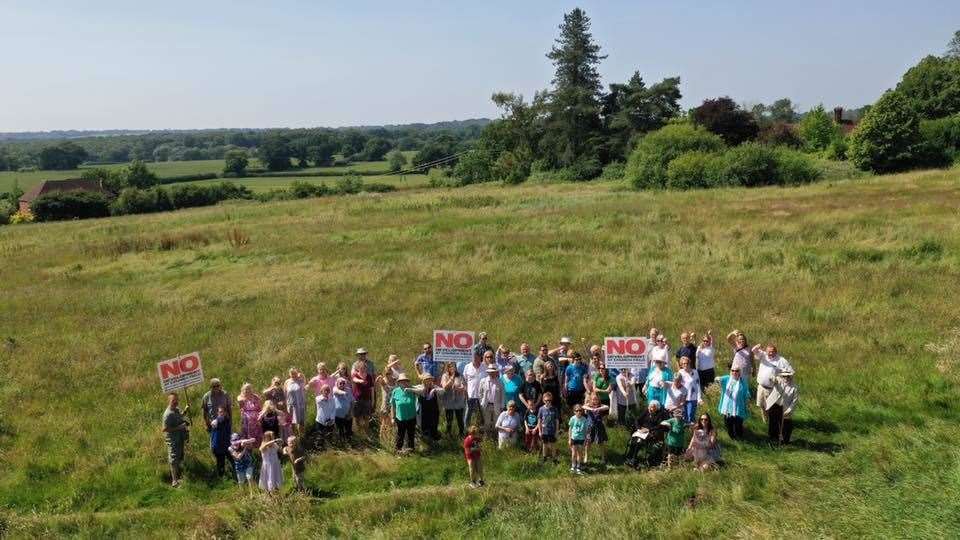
[1,169,959,538]
[0,156,409,193]
[183,173,429,193]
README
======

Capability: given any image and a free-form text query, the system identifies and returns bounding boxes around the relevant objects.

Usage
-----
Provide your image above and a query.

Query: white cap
[356,348,367,355]
[559,336,572,344]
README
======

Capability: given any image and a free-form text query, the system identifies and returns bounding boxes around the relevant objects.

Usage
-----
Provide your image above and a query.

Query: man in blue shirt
[563,352,589,411]
[414,343,440,379]
[515,342,536,375]
[473,332,493,361]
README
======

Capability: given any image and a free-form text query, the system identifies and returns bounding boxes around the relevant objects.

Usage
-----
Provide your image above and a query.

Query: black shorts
[570,439,585,447]
[541,434,557,443]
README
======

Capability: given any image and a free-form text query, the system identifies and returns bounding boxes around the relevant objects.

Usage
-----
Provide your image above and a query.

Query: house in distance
[18,178,111,213]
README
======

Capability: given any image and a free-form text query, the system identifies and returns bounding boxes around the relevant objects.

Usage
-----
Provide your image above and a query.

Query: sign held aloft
[158,352,204,393]
[433,330,475,365]
[603,337,650,369]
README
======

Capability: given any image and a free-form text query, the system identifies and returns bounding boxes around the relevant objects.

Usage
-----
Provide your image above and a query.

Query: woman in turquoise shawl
[717,367,750,440]
[643,357,673,408]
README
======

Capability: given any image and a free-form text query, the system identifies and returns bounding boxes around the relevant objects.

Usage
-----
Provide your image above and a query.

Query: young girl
[567,405,588,474]
[332,377,354,444]
[258,431,283,493]
[582,393,609,465]
[283,436,307,491]
[663,407,687,468]
[258,400,281,440]
[463,425,484,488]
[229,433,256,491]
[237,383,263,443]
[523,403,540,452]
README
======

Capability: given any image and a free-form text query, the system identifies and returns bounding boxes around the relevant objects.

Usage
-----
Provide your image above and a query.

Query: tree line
[0,120,487,172]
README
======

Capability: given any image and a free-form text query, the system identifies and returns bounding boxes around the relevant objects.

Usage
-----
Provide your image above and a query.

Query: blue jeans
[683,400,698,424]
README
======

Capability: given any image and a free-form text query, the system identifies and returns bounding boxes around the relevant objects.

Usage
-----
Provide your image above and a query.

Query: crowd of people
[161,328,800,490]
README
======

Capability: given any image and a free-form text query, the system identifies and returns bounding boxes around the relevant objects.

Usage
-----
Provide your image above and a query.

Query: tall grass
[0,168,958,538]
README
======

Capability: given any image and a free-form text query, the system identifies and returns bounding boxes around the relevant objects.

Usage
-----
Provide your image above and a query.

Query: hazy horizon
[1,0,957,132]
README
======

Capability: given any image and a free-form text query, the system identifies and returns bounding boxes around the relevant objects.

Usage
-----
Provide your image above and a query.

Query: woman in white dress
[258,431,283,493]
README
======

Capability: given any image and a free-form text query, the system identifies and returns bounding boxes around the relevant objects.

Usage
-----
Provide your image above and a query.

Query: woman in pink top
[237,383,263,443]
[308,362,337,396]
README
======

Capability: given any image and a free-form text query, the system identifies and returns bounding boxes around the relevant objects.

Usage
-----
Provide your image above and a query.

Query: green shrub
[453,150,496,185]
[920,114,960,165]
[600,161,625,180]
[493,151,530,185]
[335,174,364,194]
[289,181,329,199]
[111,187,173,215]
[798,105,842,151]
[626,124,725,189]
[31,191,111,221]
[427,167,457,187]
[773,147,822,185]
[713,143,780,187]
[666,151,723,190]
[824,136,849,160]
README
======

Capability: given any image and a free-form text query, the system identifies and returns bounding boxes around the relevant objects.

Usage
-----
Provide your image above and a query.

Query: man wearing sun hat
[549,336,574,391]
[354,348,376,376]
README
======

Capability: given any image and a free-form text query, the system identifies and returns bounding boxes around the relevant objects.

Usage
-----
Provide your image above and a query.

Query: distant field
[184,173,429,192]
[0,155,409,194]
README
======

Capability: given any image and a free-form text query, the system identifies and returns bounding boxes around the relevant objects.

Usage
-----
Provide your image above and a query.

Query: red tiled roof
[19,178,111,203]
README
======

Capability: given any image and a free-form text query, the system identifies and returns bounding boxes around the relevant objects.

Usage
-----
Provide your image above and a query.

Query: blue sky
[1,0,957,131]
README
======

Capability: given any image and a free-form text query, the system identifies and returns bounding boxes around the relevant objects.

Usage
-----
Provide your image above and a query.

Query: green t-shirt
[665,417,686,448]
[593,373,610,403]
[568,415,588,441]
[390,387,418,421]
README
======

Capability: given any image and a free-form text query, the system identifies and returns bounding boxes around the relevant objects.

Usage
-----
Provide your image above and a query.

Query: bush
[626,124,725,189]
[111,187,174,215]
[824,137,849,160]
[562,158,602,181]
[600,161,626,180]
[493,151,531,185]
[666,151,723,190]
[335,174,363,194]
[772,147,822,185]
[427,167,457,187]
[31,191,111,221]
[713,143,780,187]
[849,91,926,173]
[10,209,34,224]
[387,150,408,172]
[920,114,960,165]
[453,150,496,185]
[289,181,330,199]
[223,150,249,176]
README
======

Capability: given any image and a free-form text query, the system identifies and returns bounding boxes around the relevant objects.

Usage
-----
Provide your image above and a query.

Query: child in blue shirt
[568,404,589,474]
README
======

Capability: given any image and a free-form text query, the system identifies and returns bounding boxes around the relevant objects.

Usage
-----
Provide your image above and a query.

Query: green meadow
[1,168,959,538]
[0,155,415,193]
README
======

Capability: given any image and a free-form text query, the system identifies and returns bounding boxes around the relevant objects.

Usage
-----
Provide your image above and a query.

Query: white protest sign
[603,337,650,369]
[157,352,204,393]
[433,330,475,365]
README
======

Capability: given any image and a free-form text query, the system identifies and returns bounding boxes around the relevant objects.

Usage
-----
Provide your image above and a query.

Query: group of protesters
[162,328,799,490]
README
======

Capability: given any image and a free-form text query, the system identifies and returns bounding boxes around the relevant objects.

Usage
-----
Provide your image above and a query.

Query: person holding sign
[415,343,440,380]
[162,393,190,487]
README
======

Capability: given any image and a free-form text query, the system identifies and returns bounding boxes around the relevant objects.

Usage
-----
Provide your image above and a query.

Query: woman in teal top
[643,357,673,409]
[390,374,419,453]
[716,367,750,440]
[501,365,523,412]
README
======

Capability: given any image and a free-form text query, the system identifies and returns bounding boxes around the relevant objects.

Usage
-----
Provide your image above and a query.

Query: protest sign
[157,352,204,393]
[433,330,475,365]
[603,337,650,369]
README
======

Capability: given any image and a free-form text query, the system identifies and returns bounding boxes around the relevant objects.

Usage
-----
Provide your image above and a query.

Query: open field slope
[1,170,960,538]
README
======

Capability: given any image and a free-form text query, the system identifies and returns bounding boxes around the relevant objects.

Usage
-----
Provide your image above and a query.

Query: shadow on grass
[794,418,840,434]
[787,438,844,455]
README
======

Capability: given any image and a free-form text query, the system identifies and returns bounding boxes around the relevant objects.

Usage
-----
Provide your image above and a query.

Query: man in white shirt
[752,343,794,421]
[463,354,485,429]
[478,366,505,437]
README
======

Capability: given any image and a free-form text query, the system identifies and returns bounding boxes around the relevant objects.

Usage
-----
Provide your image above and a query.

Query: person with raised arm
[752,343,795,422]
[726,330,755,387]
[258,431,283,493]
